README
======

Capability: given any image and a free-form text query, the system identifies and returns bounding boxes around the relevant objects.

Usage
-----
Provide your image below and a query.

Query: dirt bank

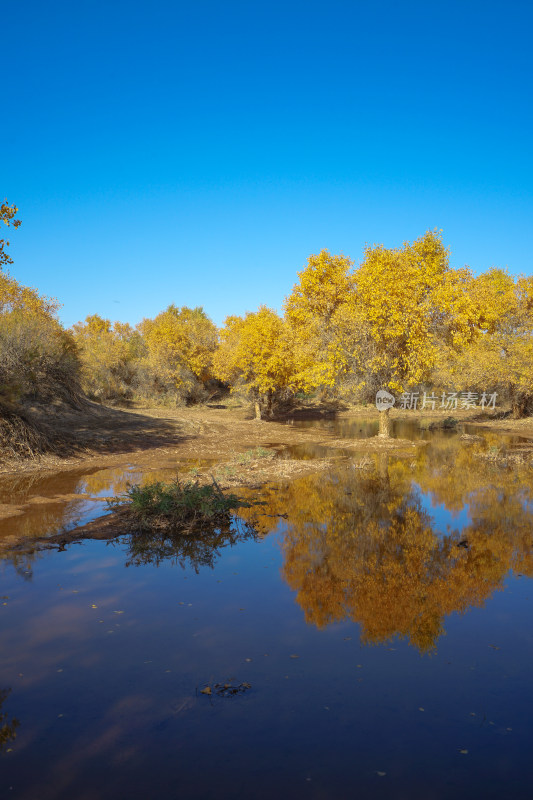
[0,400,437,475]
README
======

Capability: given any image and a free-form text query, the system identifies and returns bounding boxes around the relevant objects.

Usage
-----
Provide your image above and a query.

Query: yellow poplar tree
[213,306,295,419]
[351,230,478,436]
[72,315,143,401]
[439,269,533,416]
[284,249,355,391]
[139,305,218,402]
[0,205,79,409]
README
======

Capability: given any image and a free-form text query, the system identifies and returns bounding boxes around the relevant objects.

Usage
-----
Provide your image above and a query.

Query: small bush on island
[108,475,250,532]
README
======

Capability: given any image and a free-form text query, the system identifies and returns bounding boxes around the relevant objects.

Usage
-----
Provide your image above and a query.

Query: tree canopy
[1,204,531,421]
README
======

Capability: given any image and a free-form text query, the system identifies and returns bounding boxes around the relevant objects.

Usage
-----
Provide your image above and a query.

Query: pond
[0,418,532,799]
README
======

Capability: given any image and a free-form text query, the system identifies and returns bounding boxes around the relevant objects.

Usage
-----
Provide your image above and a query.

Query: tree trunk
[254,401,262,420]
[378,407,391,438]
[511,392,531,419]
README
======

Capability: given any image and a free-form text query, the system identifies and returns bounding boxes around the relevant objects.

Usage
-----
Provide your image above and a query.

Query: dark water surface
[1,419,533,799]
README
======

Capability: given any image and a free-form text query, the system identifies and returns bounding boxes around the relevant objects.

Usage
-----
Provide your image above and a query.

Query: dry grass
[0,406,55,458]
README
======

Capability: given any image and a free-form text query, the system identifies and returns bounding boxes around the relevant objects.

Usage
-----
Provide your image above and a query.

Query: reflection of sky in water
[414,483,471,533]
[0,412,532,797]
[0,525,532,799]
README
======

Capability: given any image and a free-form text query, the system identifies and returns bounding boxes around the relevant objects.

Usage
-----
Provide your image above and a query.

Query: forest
[1,200,532,454]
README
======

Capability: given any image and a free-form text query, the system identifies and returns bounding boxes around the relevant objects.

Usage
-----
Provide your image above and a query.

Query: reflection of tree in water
[120,518,258,572]
[0,548,42,582]
[0,688,19,752]
[0,466,180,545]
[243,447,533,653]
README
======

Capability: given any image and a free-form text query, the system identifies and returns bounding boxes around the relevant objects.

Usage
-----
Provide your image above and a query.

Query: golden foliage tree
[213,306,295,418]
[0,203,81,455]
[0,206,79,409]
[349,230,480,435]
[138,305,218,404]
[284,249,355,391]
[437,269,533,416]
[72,315,144,402]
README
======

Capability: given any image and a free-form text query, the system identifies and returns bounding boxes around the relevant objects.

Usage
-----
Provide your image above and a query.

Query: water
[0,419,532,799]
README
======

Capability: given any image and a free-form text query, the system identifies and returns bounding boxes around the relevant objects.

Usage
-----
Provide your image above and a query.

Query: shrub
[109,475,249,531]
[0,309,80,407]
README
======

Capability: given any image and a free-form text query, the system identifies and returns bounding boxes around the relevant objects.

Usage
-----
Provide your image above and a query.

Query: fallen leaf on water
[459,749,468,755]
[419,707,425,712]
[114,610,124,615]
[201,687,212,695]
[488,645,500,650]
[377,771,386,777]
[245,658,252,662]
[91,604,98,609]
[290,654,299,659]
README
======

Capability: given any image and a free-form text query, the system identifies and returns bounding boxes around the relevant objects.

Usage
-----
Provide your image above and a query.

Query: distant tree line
[1,202,532,444]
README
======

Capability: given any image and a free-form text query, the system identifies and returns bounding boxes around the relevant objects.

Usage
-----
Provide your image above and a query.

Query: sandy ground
[5,399,531,473]
[0,400,430,475]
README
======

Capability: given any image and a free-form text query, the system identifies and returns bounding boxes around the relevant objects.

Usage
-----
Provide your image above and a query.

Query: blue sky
[3,0,532,329]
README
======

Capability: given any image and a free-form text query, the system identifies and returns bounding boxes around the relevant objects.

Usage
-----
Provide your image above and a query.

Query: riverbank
[2,400,531,477]
[0,400,531,555]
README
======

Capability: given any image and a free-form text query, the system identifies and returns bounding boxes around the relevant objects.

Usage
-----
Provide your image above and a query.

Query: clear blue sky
[3,0,532,329]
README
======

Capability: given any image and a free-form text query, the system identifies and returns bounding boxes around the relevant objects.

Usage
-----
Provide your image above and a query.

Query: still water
[0,419,532,799]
